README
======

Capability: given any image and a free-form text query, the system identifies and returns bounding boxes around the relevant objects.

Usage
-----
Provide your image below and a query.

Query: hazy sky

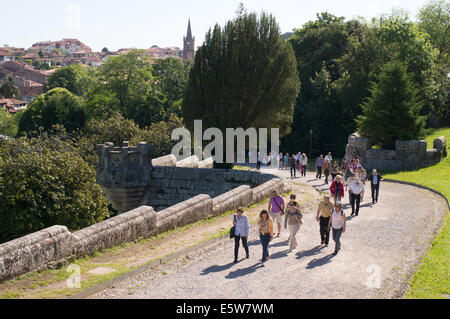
[1,0,429,52]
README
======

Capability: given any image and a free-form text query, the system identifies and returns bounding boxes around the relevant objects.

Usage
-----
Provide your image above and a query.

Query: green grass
[383,127,449,299]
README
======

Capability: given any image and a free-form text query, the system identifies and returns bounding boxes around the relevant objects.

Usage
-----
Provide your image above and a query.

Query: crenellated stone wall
[0,141,290,282]
[345,133,447,171]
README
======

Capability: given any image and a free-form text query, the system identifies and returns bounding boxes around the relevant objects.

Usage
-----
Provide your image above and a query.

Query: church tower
[183,19,195,61]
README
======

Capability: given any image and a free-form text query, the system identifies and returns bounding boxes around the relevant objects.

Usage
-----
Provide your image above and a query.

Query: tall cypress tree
[182,10,300,136]
[356,61,426,149]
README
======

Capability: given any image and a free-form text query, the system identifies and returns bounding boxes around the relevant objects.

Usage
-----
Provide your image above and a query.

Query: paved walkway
[92,170,447,299]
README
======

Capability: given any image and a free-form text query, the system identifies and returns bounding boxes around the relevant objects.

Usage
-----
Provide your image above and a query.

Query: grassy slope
[383,127,449,299]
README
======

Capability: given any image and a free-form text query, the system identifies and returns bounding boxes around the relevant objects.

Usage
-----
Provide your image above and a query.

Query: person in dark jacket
[367,169,383,204]
[289,155,297,179]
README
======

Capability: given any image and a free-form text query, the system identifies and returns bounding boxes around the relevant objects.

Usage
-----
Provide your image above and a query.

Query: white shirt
[325,155,332,162]
[349,182,365,195]
[331,209,345,229]
[301,157,308,166]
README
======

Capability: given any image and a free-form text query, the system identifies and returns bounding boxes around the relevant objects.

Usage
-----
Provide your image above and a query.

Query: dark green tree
[282,13,362,156]
[18,88,86,134]
[182,10,300,136]
[0,76,21,98]
[356,61,426,149]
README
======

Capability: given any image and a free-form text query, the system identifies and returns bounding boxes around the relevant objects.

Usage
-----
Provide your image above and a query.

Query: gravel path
[91,170,447,299]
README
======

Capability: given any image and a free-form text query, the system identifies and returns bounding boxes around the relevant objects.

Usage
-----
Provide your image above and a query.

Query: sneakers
[246,254,250,259]
[234,259,238,263]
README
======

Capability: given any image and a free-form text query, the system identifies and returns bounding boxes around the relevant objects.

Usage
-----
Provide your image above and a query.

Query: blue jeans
[260,234,271,261]
[332,228,343,253]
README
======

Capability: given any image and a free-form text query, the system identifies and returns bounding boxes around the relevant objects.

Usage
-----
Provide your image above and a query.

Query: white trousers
[288,223,300,249]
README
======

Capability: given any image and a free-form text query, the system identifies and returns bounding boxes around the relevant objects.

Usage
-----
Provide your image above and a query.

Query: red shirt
[330,181,345,197]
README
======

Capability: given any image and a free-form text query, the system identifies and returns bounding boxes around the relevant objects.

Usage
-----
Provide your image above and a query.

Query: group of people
[278,152,309,178]
[232,152,385,264]
[232,190,347,266]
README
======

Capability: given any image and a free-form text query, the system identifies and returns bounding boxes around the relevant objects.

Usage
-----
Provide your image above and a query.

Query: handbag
[229,215,237,239]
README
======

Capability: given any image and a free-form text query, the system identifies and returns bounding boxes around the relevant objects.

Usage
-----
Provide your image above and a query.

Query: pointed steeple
[183,19,195,61]
[186,19,193,40]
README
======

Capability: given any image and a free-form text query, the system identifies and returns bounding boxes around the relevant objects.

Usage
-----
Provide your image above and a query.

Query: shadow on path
[225,263,264,279]
[296,245,325,259]
[270,249,290,260]
[306,254,335,269]
[269,240,289,248]
[201,262,236,275]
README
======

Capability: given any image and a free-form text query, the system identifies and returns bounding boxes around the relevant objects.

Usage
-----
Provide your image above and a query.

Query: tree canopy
[182,10,300,136]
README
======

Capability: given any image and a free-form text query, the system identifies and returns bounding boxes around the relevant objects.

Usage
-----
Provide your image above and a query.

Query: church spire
[186,18,193,40]
[183,19,195,61]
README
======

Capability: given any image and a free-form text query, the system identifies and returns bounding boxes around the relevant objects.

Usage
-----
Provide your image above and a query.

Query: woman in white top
[301,153,308,177]
[328,202,346,255]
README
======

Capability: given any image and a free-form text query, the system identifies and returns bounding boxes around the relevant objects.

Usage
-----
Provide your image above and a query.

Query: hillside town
[0,20,195,113]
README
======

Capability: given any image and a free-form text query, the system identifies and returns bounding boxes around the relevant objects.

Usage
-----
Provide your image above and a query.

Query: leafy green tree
[86,50,168,127]
[94,50,153,112]
[152,57,192,104]
[0,135,109,243]
[18,88,86,134]
[417,0,450,125]
[183,9,300,148]
[282,13,362,156]
[44,64,95,97]
[356,61,426,149]
[0,110,22,137]
[418,0,450,62]
[0,76,21,98]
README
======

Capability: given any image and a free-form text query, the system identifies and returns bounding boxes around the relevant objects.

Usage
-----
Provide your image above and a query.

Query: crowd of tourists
[232,152,384,266]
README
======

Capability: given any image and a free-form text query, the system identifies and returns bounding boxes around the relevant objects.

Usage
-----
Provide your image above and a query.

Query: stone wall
[345,133,447,171]
[0,164,290,282]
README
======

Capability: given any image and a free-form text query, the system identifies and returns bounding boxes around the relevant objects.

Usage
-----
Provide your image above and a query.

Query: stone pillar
[96,141,153,213]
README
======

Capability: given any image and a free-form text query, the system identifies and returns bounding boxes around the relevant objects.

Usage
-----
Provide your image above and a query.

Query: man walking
[325,152,333,163]
[349,179,364,216]
[330,175,345,204]
[289,154,297,178]
[233,207,250,263]
[368,169,383,204]
[345,173,357,204]
[268,190,285,237]
[316,155,324,179]
[316,194,334,246]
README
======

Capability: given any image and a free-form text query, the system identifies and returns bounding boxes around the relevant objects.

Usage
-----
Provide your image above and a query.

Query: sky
[1,0,430,52]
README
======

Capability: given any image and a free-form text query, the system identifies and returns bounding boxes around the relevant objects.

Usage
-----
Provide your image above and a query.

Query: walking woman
[283,153,290,170]
[258,210,274,266]
[323,160,331,184]
[328,202,346,255]
[233,207,250,263]
[301,153,308,177]
[331,161,340,181]
[284,199,303,251]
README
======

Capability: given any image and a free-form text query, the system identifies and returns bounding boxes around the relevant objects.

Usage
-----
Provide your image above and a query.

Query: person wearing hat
[368,169,383,204]
[316,194,334,246]
[348,178,365,216]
